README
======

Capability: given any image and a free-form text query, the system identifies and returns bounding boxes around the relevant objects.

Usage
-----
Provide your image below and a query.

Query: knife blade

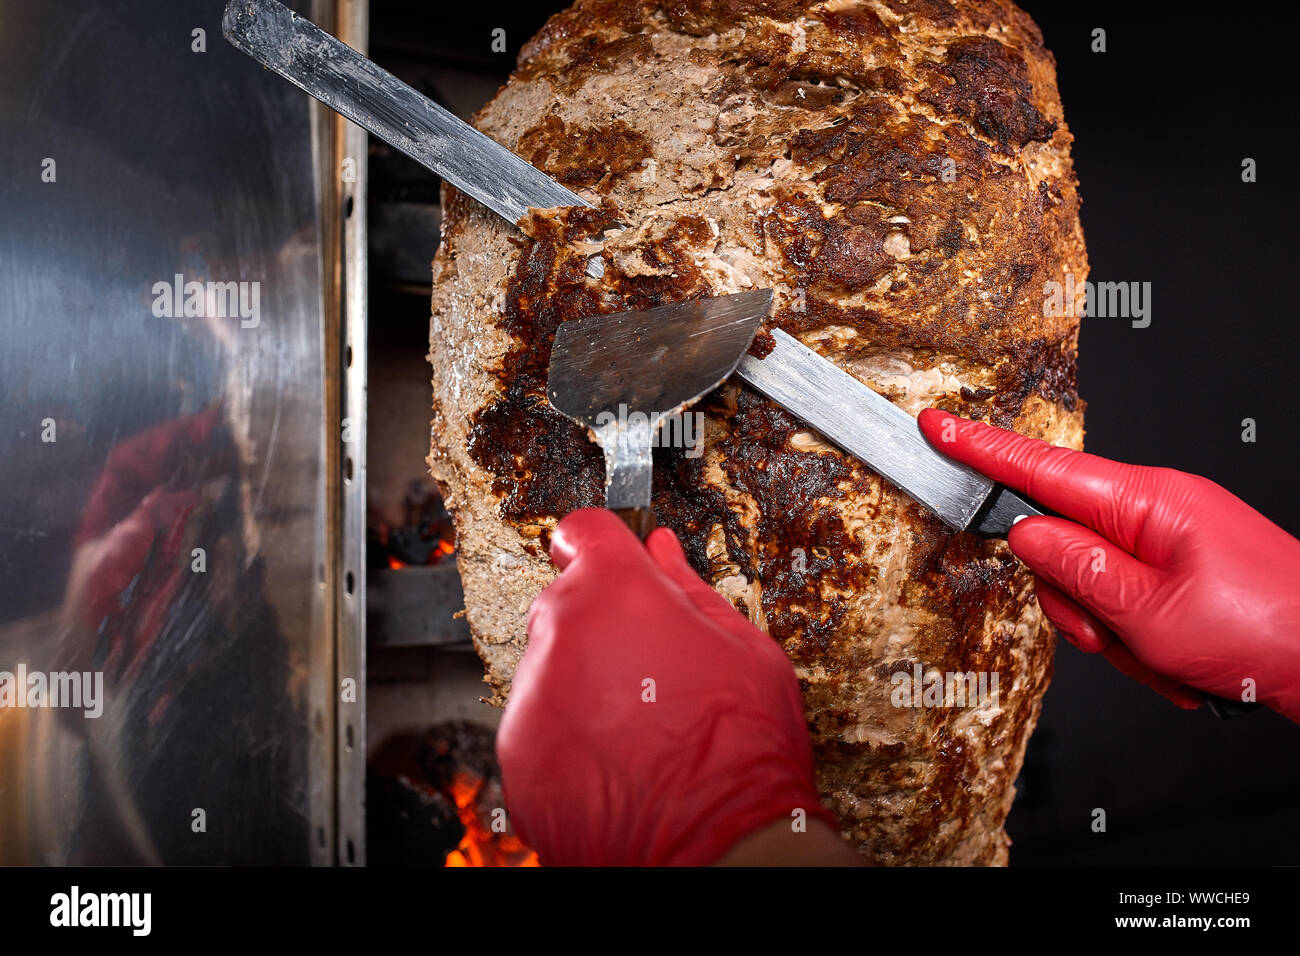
[737,330,1044,536]
[222,0,590,225]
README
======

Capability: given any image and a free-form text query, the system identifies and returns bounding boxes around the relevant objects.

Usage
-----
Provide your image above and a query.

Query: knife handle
[970,485,1048,537]
[973,488,1259,718]
[612,506,656,541]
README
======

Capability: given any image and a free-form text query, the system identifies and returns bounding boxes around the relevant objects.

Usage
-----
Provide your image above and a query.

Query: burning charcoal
[417,720,538,867]
[374,480,457,567]
[417,720,497,791]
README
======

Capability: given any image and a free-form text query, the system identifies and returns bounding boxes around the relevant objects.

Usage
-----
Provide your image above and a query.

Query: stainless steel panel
[0,0,333,864]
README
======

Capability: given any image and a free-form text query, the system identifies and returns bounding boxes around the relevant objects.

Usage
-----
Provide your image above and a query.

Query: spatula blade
[547,289,771,518]
[547,289,772,426]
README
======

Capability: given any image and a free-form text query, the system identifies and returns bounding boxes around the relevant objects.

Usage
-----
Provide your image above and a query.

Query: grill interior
[361,3,554,866]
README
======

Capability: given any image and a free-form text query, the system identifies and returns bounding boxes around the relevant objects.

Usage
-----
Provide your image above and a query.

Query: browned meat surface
[429,0,1087,864]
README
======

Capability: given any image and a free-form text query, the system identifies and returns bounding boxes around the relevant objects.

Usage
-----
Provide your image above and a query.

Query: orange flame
[443,772,539,867]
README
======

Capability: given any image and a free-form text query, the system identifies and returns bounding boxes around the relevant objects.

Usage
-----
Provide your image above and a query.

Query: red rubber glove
[496,508,838,866]
[918,409,1300,721]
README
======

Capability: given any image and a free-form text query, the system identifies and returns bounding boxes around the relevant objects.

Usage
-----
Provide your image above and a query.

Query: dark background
[368,1,1300,864]
[1002,1,1300,865]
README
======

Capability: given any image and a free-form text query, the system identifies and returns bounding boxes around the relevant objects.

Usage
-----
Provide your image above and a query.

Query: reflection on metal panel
[0,0,330,863]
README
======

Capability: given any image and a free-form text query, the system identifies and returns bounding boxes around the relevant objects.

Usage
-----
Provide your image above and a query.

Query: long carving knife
[737,330,1043,537]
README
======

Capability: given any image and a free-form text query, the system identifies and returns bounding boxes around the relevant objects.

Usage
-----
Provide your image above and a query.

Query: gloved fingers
[1007,516,1161,635]
[645,526,765,642]
[532,509,711,669]
[1032,576,1114,654]
[1100,641,1204,710]
[644,526,713,601]
[550,512,763,652]
[647,528,738,616]
[549,507,646,571]
[917,409,1149,546]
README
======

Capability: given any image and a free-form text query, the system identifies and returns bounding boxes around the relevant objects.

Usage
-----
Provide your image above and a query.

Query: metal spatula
[547,290,771,538]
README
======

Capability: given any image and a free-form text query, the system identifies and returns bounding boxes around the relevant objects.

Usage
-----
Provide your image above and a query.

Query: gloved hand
[918,409,1300,721]
[496,508,839,866]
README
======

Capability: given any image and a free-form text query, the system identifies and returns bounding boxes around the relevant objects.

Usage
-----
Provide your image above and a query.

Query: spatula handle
[612,507,655,541]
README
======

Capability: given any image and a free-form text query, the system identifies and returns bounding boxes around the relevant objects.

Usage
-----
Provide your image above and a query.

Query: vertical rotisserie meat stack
[429,0,1087,864]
